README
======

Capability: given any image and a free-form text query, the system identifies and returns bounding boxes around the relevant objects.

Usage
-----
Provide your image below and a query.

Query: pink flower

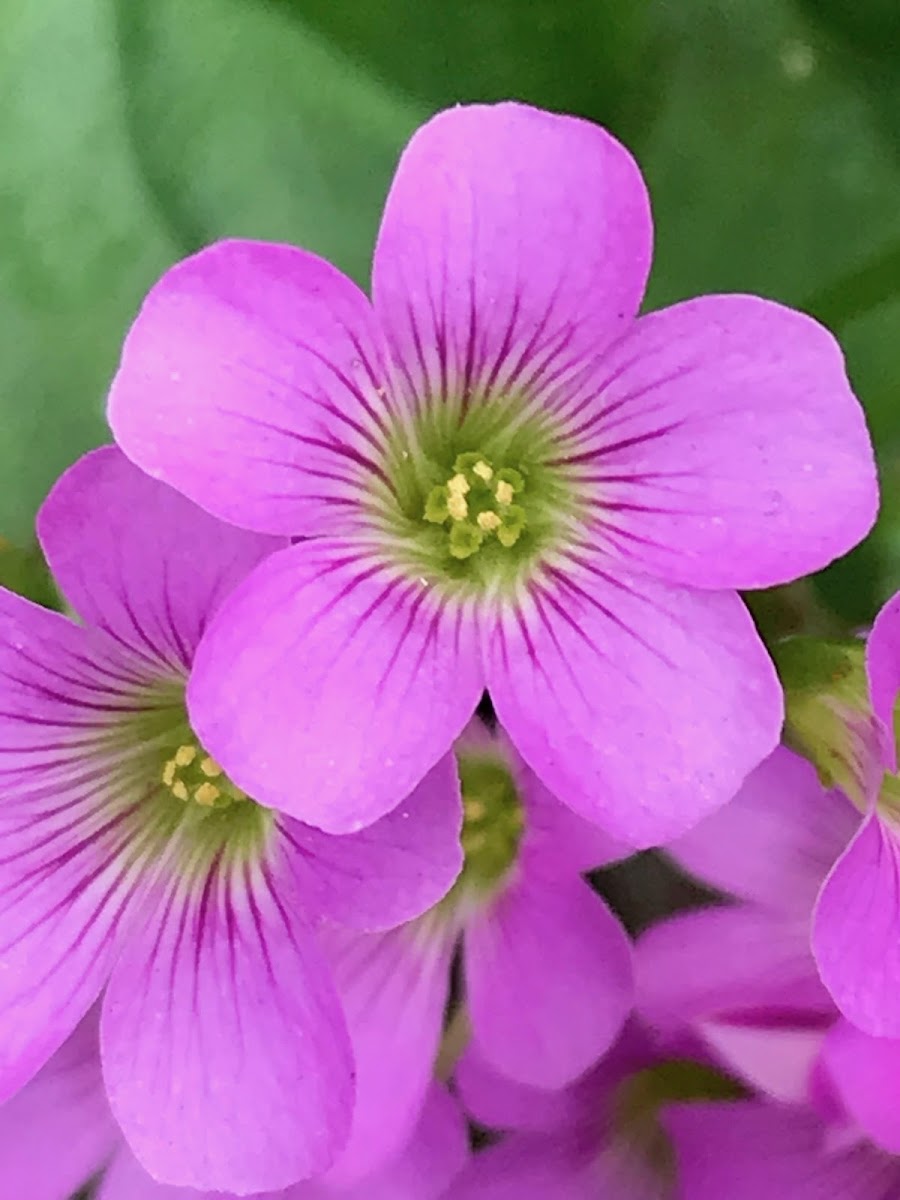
[0,1012,469,1200]
[0,448,463,1192]
[638,744,858,1102]
[811,591,900,1036]
[107,101,876,846]
[317,720,633,1182]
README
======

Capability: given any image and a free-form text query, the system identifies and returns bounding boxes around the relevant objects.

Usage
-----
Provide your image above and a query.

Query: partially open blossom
[0,448,463,1193]
[107,101,876,847]
[0,1011,469,1200]
[319,719,633,1183]
[638,744,858,1101]
[812,592,900,1035]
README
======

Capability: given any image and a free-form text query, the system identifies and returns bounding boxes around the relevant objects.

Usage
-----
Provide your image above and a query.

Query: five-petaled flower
[0,447,463,1193]
[108,101,877,847]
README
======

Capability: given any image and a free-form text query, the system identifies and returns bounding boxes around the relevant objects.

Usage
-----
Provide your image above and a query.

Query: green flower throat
[424,453,527,560]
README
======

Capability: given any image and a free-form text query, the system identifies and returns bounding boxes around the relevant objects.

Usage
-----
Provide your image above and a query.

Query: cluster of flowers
[0,101,894,1198]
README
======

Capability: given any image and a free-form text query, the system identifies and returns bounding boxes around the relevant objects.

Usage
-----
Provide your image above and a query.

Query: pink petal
[668,1100,897,1200]
[454,1046,593,1136]
[465,873,633,1088]
[866,592,900,770]
[699,1021,827,1106]
[101,847,354,1192]
[189,538,483,832]
[822,1019,900,1156]
[813,813,900,1036]
[450,1137,596,1200]
[372,103,651,414]
[568,295,876,590]
[0,592,152,1099]
[295,1086,469,1200]
[99,1146,286,1200]
[320,921,454,1186]
[0,1012,117,1200]
[514,741,634,874]
[108,240,393,537]
[281,752,462,931]
[667,745,858,915]
[38,446,283,674]
[486,564,781,846]
[636,906,833,1037]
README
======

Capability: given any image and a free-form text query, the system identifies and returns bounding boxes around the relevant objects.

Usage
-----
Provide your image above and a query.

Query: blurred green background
[2,0,899,626]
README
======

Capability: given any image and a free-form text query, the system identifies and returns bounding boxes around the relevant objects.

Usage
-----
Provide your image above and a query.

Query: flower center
[161,741,247,809]
[423,453,527,560]
[454,753,524,893]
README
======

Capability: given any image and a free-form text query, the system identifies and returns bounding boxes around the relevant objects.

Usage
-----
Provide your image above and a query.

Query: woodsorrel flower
[0,1012,469,1200]
[0,448,463,1193]
[638,745,858,1104]
[107,102,877,845]
[318,719,633,1184]
[451,1027,739,1199]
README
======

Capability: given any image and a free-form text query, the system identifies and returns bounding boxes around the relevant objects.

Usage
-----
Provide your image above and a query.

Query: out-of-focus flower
[450,1024,739,1199]
[0,1012,469,1200]
[0,448,464,1192]
[318,719,633,1184]
[638,744,858,1101]
[108,101,876,847]
[811,592,900,1036]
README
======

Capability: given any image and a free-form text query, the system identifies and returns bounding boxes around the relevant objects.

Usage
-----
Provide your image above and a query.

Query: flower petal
[305,1086,469,1200]
[821,1019,900,1156]
[373,103,651,414]
[98,1147,284,1200]
[281,752,462,931]
[38,446,283,674]
[666,745,857,915]
[487,566,781,845]
[564,295,876,590]
[320,920,454,1186]
[0,1012,117,1200]
[866,592,900,770]
[0,592,152,1099]
[668,1101,896,1200]
[189,538,483,832]
[450,1137,596,1200]
[108,240,392,537]
[101,847,354,1192]
[813,813,900,1036]
[636,906,832,1037]
[465,873,633,1089]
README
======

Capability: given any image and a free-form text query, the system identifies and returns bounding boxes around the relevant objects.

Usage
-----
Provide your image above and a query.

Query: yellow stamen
[194,782,221,807]
[447,473,470,497]
[476,511,501,533]
[174,744,198,768]
[162,760,177,787]
[464,798,486,820]
[472,460,494,483]
[447,492,468,521]
[200,756,223,778]
[172,780,189,802]
[495,480,514,506]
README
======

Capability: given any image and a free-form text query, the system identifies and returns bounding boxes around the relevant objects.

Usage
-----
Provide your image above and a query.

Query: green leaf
[0,0,180,542]
[296,0,657,141]
[772,636,877,804]
[116,0,423,284]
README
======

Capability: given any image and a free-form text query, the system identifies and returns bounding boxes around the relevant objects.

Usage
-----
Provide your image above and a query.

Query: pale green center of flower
[423,453,527,560]
[161,740,248,810]
[454,753,524,894]
[109,682,273,878]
